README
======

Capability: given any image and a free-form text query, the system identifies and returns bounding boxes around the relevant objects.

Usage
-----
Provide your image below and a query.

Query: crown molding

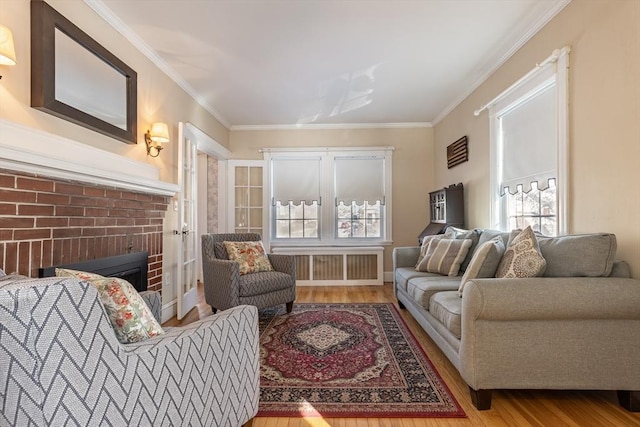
[432,0,571,125]
[84,0,232,130]
[231,122,432,131]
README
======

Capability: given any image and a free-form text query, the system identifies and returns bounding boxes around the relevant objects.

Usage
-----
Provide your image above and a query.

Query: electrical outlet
[164,272,171,285]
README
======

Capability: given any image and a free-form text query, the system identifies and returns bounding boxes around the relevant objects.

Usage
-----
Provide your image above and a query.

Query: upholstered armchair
[0,275,259,427]
[201,233,296,313]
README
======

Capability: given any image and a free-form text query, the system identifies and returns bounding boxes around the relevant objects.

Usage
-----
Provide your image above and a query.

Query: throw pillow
[87,277,165,344]
[224,241,274,275]
[447,227,483,272]
[415,235,443,269]
[458,237,506,296]
[415,228,456,269]
[55,269,164,344]
[56,268,105,281]
[495,226,547,278]
[416,238,472,276]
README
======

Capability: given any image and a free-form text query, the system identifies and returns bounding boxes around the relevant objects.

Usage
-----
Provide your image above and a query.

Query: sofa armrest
[124,305,260,425]
[139,290,162,323]
[459,277,640,392]
[462,277,640,321]
[393,246,421,269]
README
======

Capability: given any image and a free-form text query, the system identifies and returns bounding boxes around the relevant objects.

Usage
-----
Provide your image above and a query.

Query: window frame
[489,48,569,235]
[264,147,393,247]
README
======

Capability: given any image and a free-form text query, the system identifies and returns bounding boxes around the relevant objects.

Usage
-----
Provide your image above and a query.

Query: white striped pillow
[416,238,472,276]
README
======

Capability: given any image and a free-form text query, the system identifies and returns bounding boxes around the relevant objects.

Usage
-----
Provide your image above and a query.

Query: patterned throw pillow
[415,235,443,269]
[56,268,105,281]
[56,269,164,344]
[495,226,546,278]
[224,241,274,275]
[415,228,456,268]
[416,238,472,276]
[458,237,506,296]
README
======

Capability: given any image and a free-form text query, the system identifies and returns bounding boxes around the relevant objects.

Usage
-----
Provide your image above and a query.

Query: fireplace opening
[39,251,149,292]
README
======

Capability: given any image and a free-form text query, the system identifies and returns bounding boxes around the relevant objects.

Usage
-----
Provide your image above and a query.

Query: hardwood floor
[164,284,640,427]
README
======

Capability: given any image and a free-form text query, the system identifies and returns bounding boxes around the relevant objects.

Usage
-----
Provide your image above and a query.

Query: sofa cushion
[429,291,462,339]
[239,271,295,297]
[496,226,546,278]
[395,267,442,292]
[458,237,506,296]
[537,233,617,277]
[224,240,274,275]
[406,276,460,309]
[417,238,472,276]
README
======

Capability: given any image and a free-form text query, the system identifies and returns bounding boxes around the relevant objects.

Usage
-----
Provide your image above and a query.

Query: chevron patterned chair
[0,275,260,427]
[201,233,296,314]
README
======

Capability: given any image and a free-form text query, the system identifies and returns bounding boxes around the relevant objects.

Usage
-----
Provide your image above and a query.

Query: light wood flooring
[164,284,640,427]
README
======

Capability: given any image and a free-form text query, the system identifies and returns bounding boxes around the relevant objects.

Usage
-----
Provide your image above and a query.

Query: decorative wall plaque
[447,136,468,169]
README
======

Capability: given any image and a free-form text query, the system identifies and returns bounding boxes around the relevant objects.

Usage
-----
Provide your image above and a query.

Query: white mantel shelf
[0,119,179,196]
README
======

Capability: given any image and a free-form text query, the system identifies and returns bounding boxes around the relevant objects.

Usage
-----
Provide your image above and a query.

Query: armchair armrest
[268,253,296,276]
[201,256,242,309]
[393,246,421,269]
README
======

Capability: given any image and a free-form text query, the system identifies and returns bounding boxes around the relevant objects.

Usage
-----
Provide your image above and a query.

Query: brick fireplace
[0,169,170,292]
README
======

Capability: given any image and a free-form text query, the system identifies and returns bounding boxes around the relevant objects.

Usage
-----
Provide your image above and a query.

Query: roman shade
[335,156,385,205]
[271,157,321,205]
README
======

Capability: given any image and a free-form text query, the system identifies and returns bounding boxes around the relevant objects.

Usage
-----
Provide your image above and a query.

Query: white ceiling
[88,0,569,129]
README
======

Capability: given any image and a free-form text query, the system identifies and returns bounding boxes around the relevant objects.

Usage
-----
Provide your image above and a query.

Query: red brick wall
[0,169,170,292]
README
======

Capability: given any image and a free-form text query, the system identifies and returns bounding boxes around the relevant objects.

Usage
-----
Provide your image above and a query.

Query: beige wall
[229,127,435,270]
[0,0,229,307]
[433,0,640,278]
[0,0,229,184]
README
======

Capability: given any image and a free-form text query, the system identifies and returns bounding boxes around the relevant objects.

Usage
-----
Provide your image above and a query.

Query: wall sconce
[0,24,17,79]
[145,122,169,157]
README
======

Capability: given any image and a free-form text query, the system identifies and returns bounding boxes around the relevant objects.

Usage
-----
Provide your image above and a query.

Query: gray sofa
[393,229,640,411]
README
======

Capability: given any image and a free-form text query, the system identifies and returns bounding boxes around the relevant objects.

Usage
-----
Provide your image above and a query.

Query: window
[265,147,393,245]
[488,47,569,236]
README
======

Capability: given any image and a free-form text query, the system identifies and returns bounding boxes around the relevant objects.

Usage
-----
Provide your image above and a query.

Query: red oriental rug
[257,303,466,418]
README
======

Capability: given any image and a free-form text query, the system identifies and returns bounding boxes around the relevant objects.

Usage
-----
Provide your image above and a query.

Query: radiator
[272,246,384,285]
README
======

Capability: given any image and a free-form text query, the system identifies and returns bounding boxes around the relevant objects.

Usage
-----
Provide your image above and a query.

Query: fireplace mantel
[0,118,179,196]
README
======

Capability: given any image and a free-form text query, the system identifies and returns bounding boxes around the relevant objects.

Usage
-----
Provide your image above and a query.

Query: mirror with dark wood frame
[30,0,137,144]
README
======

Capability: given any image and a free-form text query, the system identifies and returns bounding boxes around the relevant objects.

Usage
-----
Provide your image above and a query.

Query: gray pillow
[448,227,482,272]
[537,233,617,277]
[458,237,505,296]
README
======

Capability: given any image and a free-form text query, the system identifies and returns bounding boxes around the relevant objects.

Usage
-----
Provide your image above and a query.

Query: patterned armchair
[201,233,296,313]
[0,275,259,427]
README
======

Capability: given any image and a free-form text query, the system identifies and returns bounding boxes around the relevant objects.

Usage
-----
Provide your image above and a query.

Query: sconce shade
[0,24,17,66]
[150,122,170,143]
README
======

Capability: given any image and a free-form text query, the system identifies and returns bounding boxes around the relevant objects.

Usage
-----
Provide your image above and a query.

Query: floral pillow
[56,269,164,344]
[224,241,274,275]
[56,268,105,281]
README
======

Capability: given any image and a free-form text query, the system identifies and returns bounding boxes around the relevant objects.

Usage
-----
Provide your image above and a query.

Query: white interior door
[177,122,198,319]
